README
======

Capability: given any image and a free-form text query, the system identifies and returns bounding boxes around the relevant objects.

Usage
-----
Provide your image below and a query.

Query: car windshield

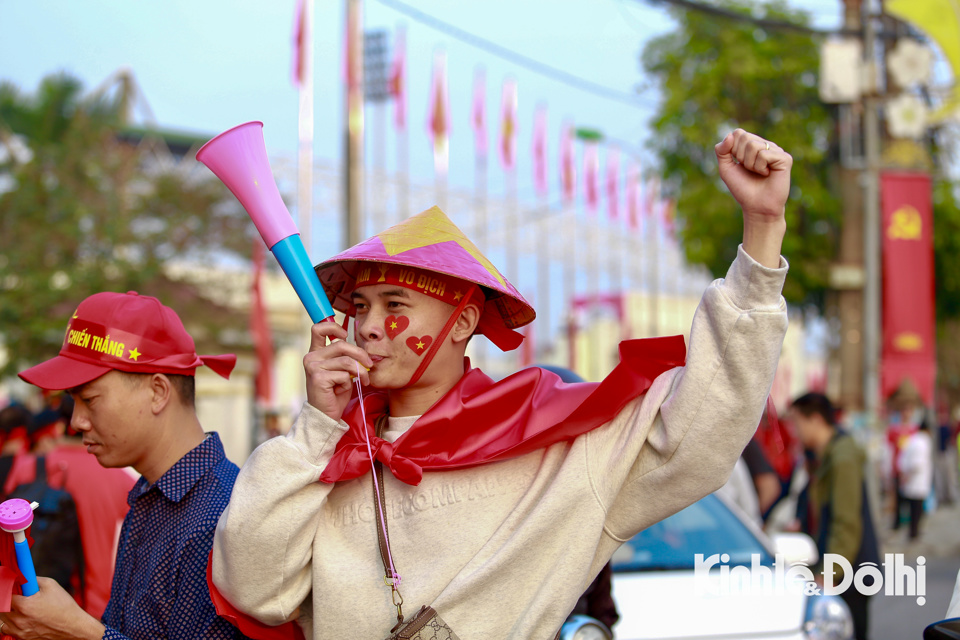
[610,494,774,572]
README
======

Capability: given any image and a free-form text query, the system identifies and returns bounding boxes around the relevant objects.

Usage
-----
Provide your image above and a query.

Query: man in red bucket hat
[2,291,248,640]
[213,129,792,639]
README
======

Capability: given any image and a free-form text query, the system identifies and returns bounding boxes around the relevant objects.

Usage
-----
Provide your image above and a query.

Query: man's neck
[813,427,836,458]
[387,365,467,417]
[137,411,206,484]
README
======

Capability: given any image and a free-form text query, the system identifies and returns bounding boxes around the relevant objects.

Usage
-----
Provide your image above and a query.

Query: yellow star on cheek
[128,348,141,361]
[416,341,425,350]
[390,322,398,329]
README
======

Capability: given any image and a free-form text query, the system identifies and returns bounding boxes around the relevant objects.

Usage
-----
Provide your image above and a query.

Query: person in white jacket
[898,420,934,540]
[211,129,793,640]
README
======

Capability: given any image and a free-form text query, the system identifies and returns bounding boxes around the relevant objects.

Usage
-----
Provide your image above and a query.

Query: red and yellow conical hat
[314,206,535,348]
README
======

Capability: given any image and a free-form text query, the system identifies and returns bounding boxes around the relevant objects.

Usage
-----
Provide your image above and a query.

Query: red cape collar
[321,336,687,486]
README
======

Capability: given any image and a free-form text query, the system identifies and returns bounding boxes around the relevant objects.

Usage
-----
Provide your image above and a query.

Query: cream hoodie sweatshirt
[213,246,789,640]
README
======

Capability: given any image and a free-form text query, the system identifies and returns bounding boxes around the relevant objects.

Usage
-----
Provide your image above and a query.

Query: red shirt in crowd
[5,443,136,618]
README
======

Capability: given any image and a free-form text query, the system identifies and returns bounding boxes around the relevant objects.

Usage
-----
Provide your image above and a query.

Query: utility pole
[833,0,869,413]
[831,0,882,421]
[861,0,883,428]
[344,0,364,250]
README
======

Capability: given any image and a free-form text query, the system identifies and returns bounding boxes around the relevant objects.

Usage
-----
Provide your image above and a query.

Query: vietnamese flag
[626,162,640,230]
[427,50,450,176]
[606,147,620,221]
[251,242,274,406]
[662,198,676,237]
[532,105,548,197]
[389,26,406,129]
[584,142,599,213]
[472,67,487,157]
[499,78,518,170]
[560,121,576,203]
[291,0,308,87]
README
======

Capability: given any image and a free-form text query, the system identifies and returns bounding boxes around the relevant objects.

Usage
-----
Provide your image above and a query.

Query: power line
[371,0,655,109]
[641,0,860,37]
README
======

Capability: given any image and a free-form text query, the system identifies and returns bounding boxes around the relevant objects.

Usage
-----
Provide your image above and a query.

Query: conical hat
[314,206,535,330]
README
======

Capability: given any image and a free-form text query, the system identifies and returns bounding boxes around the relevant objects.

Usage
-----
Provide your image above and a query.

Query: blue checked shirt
[101,432,248,640]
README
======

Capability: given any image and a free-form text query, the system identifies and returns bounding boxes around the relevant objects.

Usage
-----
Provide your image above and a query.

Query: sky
[0,0,845,196]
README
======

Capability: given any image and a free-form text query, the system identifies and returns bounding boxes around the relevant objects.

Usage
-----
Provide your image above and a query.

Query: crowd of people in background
[0,393,134,620]
[715,380,959,640]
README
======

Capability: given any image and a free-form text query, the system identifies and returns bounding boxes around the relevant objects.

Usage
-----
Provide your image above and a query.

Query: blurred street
[873,502,960,640]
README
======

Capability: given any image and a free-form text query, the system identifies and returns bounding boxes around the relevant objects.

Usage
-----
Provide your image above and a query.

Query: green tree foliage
[640,0,841,305]
[0,73,251,376]
[934,179,960,322]
[933,180,960,400]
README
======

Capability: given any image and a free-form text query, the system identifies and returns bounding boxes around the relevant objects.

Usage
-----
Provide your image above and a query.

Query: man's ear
[149,374,173,415]
[451,303,481,344]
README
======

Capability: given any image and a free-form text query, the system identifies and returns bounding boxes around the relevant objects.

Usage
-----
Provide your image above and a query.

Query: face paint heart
[384,315,409,340]
[405,335,433,356]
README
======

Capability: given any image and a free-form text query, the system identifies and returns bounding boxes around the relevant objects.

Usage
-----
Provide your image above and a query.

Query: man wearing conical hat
[212,129,792,639]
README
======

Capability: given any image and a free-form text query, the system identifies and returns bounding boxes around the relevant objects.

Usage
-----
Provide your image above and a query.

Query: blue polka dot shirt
[101,432,249,639]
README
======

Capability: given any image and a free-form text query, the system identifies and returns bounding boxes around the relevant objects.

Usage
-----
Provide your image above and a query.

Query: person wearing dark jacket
[790,392,879,640]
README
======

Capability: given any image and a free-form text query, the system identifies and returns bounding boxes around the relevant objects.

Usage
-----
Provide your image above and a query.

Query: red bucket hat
[314,206,535,352]
[19,291,236,391]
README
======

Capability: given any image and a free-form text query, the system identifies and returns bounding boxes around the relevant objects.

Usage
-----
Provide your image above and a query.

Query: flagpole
[649,187,660,337]
[398,125,409,222]
[532,104,549,356]
[560,121,577,372]
[474,148,487,372]
[472,68,488,371]
[627,166,646,340]
[297,0,315,375]
[506,167,518,372]
[430,49,449,213]
[393,24,408,223]
[585,141,599,319]
[537,194,550,356]
[565,203,577,372]
[344,0,365,249]
[298,0,314,268]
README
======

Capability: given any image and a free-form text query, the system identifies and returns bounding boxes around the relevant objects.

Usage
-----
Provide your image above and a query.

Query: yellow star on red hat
[129,348,141,361]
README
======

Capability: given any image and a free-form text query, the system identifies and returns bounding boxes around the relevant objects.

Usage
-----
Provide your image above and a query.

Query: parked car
[610,493,854,640]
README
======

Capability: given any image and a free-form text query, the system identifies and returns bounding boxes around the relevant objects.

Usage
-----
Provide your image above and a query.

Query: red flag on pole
[472,68,486,157]
[251,242,274,406]
[643,177,660,220]
[880,171,936,404]
[606,147,620,222]
[626,162,640,230]
[560,121,576,204]
[533,105,548,197]
[291,0,307,86]
[389,26,406,129]
[584,142,599,213]
[427,50,450,176]
[499,78,518,170]
[661,198,676,237]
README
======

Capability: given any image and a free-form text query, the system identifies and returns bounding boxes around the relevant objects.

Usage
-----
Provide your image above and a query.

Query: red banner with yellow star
[881,170,936,405]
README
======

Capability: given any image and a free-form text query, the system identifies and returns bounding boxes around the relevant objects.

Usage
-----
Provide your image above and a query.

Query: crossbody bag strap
[373,459,397,583]
[372,415,405,629]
